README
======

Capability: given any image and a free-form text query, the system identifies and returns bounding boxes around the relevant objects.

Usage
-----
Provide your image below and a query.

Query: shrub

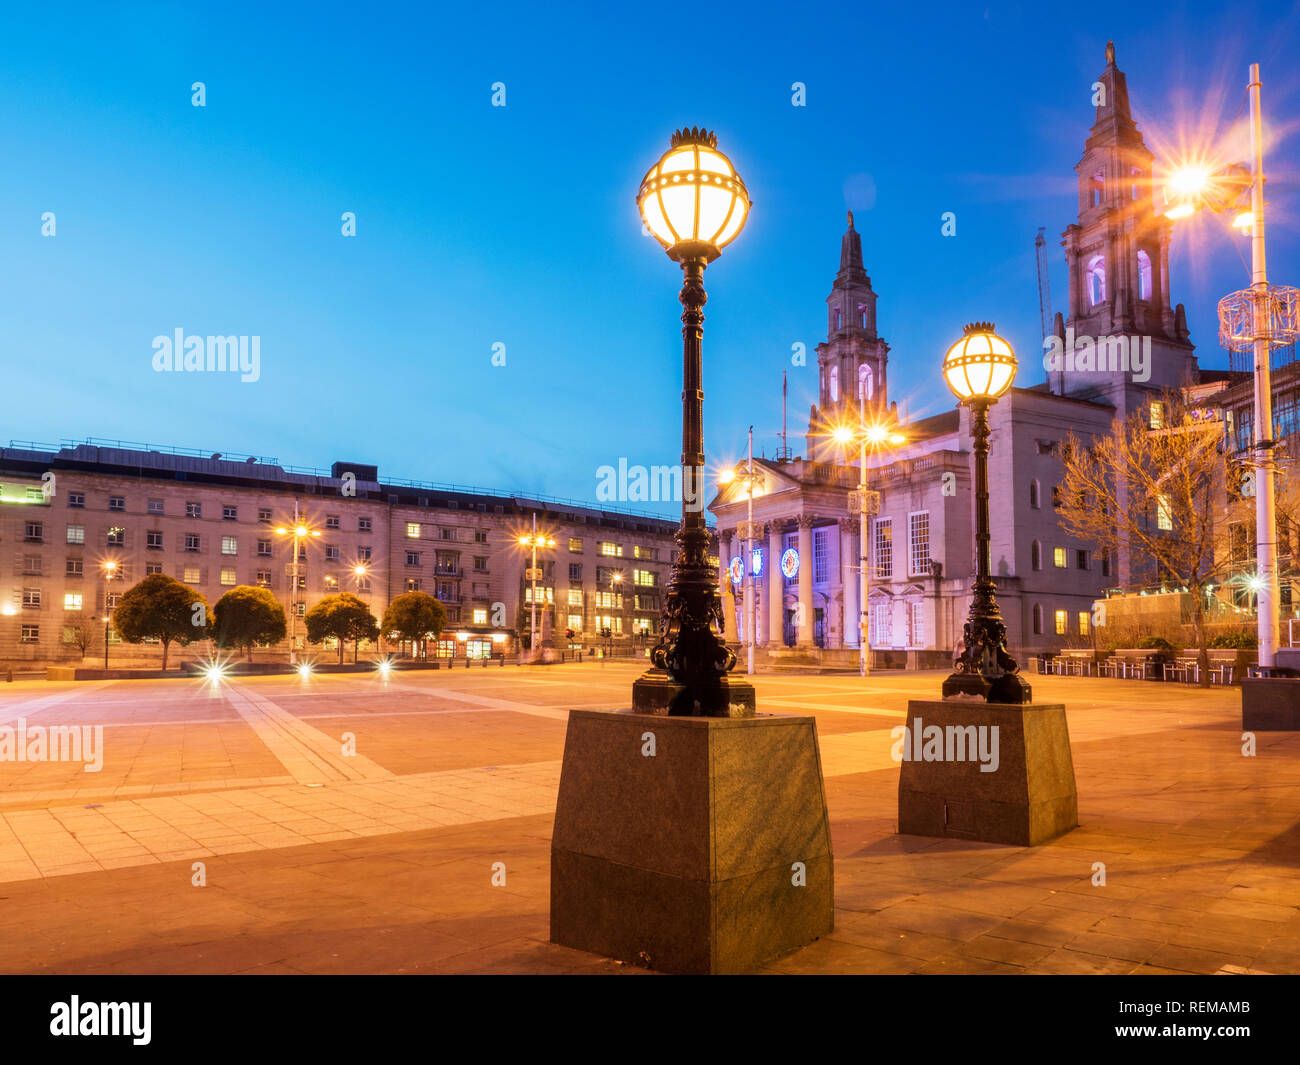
[1137,635,1174,651]
[1208,631,1257,649]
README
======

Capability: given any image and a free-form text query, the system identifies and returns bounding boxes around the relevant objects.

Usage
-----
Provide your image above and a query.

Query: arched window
[834,308,842,331]
[860,308,868,329]
[1029,479,1040,509]
[1032,603,1043,634]
[858,364,874,402]
[1086,255,1106,307]
[1137,250,1152,300]
[828,365,839,403]
[1031,540,1042,571]
[1090,169,1104,207]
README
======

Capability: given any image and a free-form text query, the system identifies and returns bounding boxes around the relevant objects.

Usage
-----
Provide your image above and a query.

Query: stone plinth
[631,668,755,717]
[897,699,1078,846]
[550,709,832,973]
[1242,678,1300,730]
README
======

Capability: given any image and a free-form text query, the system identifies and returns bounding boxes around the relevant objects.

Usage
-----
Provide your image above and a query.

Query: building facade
[711,44,1199,664]
[0,441,678,666]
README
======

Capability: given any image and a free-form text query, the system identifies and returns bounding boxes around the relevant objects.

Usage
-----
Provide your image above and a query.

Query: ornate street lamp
[941,322,1031,704]
[633,127,753,716]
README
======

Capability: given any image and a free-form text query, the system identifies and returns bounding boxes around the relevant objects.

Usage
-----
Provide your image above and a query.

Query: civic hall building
[0,441,677,667]
[711,44,1208,666]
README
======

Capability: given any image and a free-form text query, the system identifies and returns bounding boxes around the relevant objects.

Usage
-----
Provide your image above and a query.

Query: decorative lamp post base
[942,670,1032,705]
[632,667,755,718]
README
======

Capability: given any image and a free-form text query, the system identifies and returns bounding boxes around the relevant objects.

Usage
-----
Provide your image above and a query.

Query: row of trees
[110,575,451,668]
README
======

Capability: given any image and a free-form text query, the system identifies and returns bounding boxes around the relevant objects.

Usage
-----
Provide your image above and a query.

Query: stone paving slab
[0,663,1296,974]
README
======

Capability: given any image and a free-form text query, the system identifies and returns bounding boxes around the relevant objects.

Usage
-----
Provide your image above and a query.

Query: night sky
[3,1,1298,517]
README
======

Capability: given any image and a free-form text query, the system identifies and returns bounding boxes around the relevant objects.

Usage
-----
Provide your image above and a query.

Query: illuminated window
[569,537,583,552]
[472,608,487,624]
[220,568,237,586]
[1150,401,1164,429]
[567,614,582,631]
[183,567,200,584]
[66,524,85,545]
[1055,609,1067,635]
[1053,547,1067,568]
[633,569,656,587]
[874,518,893,579]
[1137,250,1152,300]
[1086,255,1106,306]
[599,541,622,557]
[633,617,653,635]
[1078,611,1090,636]
[908,512,930,577]
[63,593,83,611]
[221,536,238,555]
[1157,495,1173,531]
[403,522,421,538]
[568,589,583,606]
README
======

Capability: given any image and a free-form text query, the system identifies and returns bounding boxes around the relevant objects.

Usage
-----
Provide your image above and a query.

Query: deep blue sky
[3,1,1299,518]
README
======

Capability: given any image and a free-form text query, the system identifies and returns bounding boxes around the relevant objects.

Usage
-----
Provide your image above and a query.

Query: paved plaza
[0,662,1297,974]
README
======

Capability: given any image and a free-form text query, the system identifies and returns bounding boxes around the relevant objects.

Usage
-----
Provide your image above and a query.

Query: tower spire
[1091,38,1136,140]
[837,210,867,284]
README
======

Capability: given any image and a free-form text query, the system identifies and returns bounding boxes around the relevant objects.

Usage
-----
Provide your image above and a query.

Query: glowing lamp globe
[637,127,750,261]
[943,322,1017,403]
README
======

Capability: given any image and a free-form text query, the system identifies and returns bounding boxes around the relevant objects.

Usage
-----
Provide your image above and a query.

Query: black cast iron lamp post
[941,322,1032,704]
[632,127,755,717]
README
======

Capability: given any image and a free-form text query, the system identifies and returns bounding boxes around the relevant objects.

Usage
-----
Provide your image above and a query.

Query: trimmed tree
[381,591,448,658]
[305,593,380,664]
[1056,389,1242,688]
[213,585,287,662]
[112,573,210,670]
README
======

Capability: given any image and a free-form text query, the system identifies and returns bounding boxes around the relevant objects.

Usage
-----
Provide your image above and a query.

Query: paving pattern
[0,662,1296,974]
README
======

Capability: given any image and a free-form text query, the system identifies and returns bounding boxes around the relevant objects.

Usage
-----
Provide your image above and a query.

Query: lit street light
[831,400,906,677]
[633,126,753,716]
[517,515,555,661]
[1161,63,1300,671]
[940,322,1031,703]
[101,559,118,669]
[274,504,320,666]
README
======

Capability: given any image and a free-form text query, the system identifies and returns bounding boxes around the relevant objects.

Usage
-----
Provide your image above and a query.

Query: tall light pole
[518,517,555,661]
[832,406,905,677]
[719,430,762,675]
[633,126,754,716]
[101,560,117,668]
[275,502,320,666]
[1163,63,1300,669]
[940,322,1031,703]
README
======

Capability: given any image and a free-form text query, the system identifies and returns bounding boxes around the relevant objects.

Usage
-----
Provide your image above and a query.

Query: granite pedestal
[1242,678,1300,730]
[897,699,1078,846]
[550,709,833,974]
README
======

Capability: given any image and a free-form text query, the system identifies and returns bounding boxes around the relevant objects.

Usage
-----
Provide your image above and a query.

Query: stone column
[768,522,784,646]
[796,515,815,647]
[840,519,858,648]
